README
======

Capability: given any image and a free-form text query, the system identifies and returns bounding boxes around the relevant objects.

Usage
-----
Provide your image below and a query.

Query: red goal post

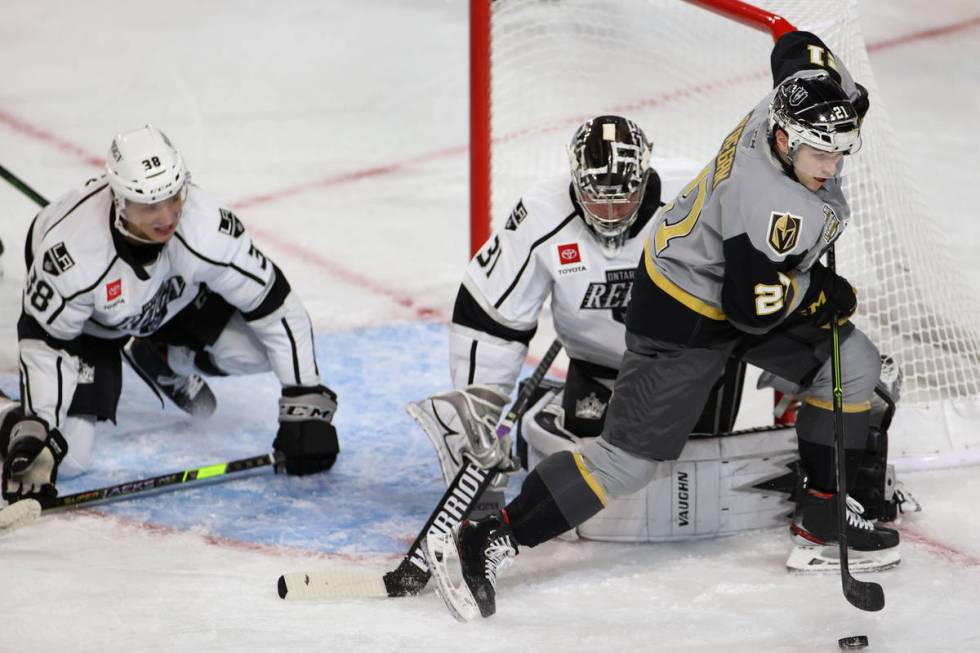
[467,0,980,466]
[469,0,795,257]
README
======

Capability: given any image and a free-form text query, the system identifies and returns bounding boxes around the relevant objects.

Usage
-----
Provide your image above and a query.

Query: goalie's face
[578,186,645,237]
[120,189,186,243]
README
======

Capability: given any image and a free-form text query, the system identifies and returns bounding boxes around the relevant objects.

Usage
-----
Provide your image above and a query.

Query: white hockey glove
[2,418,68,508]
[406,384,516,486]
[274,385,340,475]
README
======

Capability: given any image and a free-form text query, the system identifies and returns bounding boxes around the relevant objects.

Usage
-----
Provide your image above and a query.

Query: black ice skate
[786,490,901,573]
[425,515,518,621]
[123,339,217,419]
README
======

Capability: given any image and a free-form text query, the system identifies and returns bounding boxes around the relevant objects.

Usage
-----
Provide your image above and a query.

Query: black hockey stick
[0,453,279,533]
[828,247,885,612]
[380,338,564,596]
[277,339,563,600]
[0,162,49,207]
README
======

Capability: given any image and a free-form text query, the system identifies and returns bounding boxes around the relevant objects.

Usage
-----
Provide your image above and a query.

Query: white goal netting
[485,0,980,463]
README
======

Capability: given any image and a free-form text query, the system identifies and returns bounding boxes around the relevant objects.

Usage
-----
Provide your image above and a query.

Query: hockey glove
[799,263,857,328]
[2,418,68,508]
[274,385,339,475]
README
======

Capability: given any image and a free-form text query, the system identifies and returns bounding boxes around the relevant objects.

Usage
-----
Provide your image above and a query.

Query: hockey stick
[0,453,279,534]
[277,338,564,600]
[828,246,885,612]
[0,162,49,207]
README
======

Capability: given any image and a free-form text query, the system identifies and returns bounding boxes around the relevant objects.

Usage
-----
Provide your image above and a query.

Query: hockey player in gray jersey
[425,32,899,621]
[0,125,338,508]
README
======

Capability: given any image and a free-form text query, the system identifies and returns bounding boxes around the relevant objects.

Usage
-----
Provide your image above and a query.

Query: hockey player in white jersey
[1,125,338,508]
[425,32,903,622]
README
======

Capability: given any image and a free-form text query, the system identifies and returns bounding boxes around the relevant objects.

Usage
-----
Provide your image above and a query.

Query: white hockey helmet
[568,115,652,249]
[105,125,189,242]
[106,125,188,203]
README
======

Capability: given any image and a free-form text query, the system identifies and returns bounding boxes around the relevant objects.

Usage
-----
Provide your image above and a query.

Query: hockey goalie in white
[408,115,918,574]
[1,125,339,509]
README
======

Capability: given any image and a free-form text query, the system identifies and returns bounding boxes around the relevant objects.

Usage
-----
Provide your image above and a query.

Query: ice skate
[425,515,518,621]
[124,338,216,418]
[786,490,900,573]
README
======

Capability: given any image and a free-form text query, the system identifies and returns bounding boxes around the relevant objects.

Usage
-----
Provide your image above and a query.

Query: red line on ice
[900,526,980,568]
[3,16,977,319]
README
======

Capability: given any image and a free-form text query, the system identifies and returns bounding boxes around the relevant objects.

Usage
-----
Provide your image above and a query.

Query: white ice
[1,2,979,651]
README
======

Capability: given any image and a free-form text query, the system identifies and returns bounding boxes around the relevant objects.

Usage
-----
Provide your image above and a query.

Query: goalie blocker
[516,374,910,544]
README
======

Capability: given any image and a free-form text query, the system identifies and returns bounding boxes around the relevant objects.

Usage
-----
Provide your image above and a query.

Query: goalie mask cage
[469,0,980,466]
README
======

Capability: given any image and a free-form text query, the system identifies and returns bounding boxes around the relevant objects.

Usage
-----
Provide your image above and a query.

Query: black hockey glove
[274,385,339,475]
[799,263,857,328]
[2,417,68,508]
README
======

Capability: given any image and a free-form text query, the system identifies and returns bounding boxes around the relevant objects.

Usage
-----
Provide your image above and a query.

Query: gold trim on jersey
[644,240,726,321]
[803,397,872,413]
[572,451,608,508]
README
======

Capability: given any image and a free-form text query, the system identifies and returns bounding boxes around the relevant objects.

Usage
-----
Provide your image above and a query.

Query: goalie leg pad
[524,413,803,542]
[406,385,509,486]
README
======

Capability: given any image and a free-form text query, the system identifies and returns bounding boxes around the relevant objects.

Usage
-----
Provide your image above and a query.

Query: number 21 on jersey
[653,164,710,256]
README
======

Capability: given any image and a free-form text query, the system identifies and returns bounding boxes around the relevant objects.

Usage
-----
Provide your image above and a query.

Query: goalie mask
[105,125,189,243]
[568,115,652,251]
[768,72,862,160]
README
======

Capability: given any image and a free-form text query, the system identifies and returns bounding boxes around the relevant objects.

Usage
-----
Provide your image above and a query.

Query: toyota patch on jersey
[557,243,582,264]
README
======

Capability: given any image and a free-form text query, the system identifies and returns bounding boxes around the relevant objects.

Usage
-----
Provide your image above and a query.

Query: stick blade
[0,499,42,534]
[844,575,885,612]
[277,570,389,600]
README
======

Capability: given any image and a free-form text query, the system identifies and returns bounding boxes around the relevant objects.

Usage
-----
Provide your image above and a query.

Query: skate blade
[424,529,480,622]
[786,544,901,574]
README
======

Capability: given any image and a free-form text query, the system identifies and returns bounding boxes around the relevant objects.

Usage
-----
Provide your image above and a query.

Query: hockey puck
[838,635,869,649]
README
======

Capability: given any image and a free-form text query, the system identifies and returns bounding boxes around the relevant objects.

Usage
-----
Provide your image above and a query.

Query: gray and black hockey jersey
[18,177,319,431]
[629,32,864,347]
[449,170,682,393]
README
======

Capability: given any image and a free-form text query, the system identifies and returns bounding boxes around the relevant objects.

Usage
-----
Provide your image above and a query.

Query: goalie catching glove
[274,385,340,475]
[406,384,516,486]
[2,417,68,508]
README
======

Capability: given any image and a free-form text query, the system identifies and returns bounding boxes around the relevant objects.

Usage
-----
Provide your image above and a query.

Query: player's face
[123,192,185,243]
[792,144,844,192]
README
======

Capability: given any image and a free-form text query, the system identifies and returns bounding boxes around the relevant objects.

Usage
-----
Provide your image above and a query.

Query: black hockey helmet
[768,72,862,157]
[568,115,652,249]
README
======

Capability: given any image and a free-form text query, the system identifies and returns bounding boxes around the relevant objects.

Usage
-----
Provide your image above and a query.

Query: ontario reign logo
[118,276,187,335]
[580,268,634,324]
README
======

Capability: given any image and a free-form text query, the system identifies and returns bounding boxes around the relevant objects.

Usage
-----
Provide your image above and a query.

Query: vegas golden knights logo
[766,211,802,255]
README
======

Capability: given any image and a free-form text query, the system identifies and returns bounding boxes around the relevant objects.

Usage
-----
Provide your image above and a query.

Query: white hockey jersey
[19,177,319,431]
[450,171,683,393]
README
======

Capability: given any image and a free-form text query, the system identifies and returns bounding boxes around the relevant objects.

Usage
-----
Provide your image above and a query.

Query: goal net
[473,0,980,465]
